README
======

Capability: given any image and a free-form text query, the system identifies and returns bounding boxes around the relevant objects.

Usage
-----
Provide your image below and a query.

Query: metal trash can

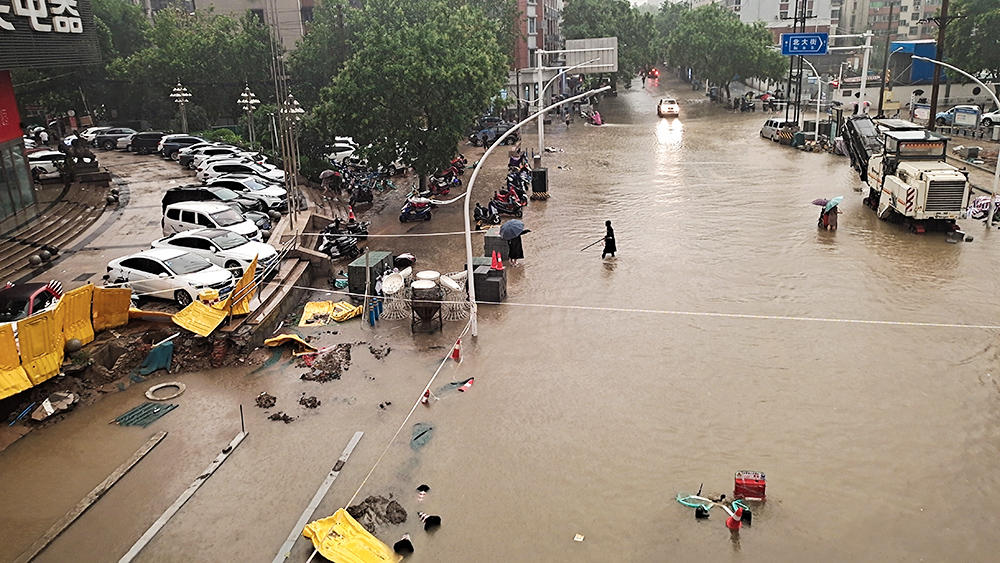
[530,168,549,200]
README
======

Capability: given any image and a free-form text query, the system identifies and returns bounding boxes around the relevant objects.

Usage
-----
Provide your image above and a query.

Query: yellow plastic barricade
[225,256,258,316]
[18,310,63,385]
[0,323,32,400]
[302,508,401,563]
[92,287,132,332]
[172,301,229,337]
[59,284,95,346]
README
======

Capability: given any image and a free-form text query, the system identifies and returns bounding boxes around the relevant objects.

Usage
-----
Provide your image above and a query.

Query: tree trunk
[419,174,427,193]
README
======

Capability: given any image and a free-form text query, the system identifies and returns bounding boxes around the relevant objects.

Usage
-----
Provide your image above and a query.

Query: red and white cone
[458,378,474,392]
[726,507,743,531]
[348,206,356,222]
[450,339,462,362]
[490,250,499,270]
[495,253,504,271]
[420,390,431,405]
[416,484,429,502]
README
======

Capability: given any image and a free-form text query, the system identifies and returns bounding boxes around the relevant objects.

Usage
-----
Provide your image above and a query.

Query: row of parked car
[92,128,290,307]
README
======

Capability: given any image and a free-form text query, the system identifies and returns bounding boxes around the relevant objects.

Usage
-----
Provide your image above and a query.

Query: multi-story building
[841,0,940,40]
[686,0,837,40]
[510,0,564,117]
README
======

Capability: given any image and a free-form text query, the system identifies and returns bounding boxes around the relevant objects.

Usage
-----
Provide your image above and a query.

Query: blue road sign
[780,33,829,56]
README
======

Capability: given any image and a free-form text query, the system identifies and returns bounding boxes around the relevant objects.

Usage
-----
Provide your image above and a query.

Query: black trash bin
[530,168,549,200]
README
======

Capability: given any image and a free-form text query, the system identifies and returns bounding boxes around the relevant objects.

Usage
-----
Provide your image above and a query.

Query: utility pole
[926,0,949,131]
[877,1,895,118]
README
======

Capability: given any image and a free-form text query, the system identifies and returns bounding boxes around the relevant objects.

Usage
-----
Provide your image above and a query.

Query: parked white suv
[105,248,234,306]
[162,201,261,241]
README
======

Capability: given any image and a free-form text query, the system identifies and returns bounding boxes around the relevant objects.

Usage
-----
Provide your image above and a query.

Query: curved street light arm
[463,85,611,336]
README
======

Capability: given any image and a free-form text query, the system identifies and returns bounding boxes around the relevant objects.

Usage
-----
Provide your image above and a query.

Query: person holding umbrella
[500,219,530,267]
[812,196,843,230]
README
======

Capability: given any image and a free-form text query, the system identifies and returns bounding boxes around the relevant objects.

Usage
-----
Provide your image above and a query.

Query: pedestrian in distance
[825,204,841,231]
[39,129,49,147]
[508,230,529,266]
[602,220,616,258]
[480,131,489,148]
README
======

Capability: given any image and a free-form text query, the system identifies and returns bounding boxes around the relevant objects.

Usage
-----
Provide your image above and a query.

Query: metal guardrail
[225,235,298,325]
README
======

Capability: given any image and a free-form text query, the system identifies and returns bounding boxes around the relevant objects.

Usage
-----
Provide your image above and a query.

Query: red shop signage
[0,71,24,144]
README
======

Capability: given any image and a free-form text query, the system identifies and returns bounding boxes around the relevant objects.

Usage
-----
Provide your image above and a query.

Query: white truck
[864,129,970,233]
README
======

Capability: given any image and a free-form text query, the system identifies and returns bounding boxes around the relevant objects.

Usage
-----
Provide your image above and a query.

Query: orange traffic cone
[450,339,462,362]
[348,206,356,222]
[494,252,504,271]
[490,250,499,270]
[726,507,743,530]
[420,390,431,405]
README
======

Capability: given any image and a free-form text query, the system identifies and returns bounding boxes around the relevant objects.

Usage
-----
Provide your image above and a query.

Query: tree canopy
[314,0,508,178]
[665,4,784,97]
[946,0,1000,85]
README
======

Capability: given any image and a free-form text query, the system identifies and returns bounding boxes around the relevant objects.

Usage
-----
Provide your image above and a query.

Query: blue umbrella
[823,196,843,213]
[499,219,527,240]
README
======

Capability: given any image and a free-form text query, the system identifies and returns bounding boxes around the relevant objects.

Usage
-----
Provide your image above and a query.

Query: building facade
[840,0,941,40]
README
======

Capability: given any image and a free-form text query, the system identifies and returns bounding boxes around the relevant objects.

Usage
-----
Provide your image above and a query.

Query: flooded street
[3,73,1000,562]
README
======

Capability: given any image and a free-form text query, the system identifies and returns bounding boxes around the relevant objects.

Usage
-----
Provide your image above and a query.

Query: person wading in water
[602,221,616,258]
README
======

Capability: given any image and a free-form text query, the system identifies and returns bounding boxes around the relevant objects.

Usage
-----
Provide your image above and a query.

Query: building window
[528,17,536,35]
[909,26,918,34]
[831,9,840,19]
[780,11,788,18]
[527,0,536,4]
[899,5,907,11]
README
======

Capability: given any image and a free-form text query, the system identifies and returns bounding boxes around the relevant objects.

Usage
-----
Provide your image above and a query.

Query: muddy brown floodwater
[3,73,1000,562]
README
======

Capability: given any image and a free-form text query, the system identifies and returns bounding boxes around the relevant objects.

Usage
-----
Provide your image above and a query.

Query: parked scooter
[400,197,433,222]
[321,217,371,240]
[349,183,374,207]
[489,195,523,218]
[318,234,361,260]
[450,154,467,175]
[474,202,501,228]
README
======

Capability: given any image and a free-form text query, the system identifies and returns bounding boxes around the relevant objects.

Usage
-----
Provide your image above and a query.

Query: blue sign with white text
[780,33,829,56]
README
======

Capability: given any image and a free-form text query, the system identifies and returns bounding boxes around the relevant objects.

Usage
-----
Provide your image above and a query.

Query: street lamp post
[170,82,192,134]
[463,85,610,337]
[238,85,261,146]
[912,55,1000,228]
[799,58,824,138]
[279,94,305,229]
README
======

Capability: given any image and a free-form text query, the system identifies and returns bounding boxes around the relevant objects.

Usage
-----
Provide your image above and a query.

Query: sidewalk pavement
[23,151,196,289]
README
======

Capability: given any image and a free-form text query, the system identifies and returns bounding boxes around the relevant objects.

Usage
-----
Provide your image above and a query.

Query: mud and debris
[268,412,296,423]
[300,343,352,383]
[256,393,277,409]
[347,495,408,534]
[369,344,392,360]
[299,395,321,408]
[378,401,392,409]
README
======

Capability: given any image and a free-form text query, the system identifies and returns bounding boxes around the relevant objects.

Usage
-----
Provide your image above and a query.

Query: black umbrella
[499,219,529,240]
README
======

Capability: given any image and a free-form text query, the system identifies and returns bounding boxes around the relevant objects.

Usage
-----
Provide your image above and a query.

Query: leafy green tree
[560,0,658,85]
[665,4,784,99]
[946,0,1000,90]
[655,1,688,58]
[288,0,354,109]
[107,9,276,127]
[314,0,508,184]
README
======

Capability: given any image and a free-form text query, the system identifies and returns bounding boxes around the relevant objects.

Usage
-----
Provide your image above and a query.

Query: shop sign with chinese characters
[0,0,100,69]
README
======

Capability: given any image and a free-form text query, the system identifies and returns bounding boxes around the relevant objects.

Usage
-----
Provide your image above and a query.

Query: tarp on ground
[299,301,363,326]
[264,333,318,356]
[93,287,132,332]
[0,323,31,400]
[139,342,174,375]
[302,508,402,563]
[172,301,228,337]
[17,310,63,385]
[59,284,95,346]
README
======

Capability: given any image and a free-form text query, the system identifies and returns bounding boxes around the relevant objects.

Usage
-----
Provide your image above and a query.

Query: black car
[159,135,206,160]
[469,123,519,147]
[94,127,136,150]
[127,132,165,154]
[161,185,263,213]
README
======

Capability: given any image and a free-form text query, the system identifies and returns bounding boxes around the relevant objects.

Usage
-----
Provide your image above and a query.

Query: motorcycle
[400,197,433,222]
[348,183,373,207]
[450,154,467,175]
[490,196,523,218]
[474,202,501,228]
[494,185,526,206]
[321,218,371,240]
[318,234,360,260]
[431,169,462,190]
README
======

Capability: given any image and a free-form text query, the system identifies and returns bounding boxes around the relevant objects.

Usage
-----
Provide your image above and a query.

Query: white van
[760,118,795,142]
[162,201,261,241]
